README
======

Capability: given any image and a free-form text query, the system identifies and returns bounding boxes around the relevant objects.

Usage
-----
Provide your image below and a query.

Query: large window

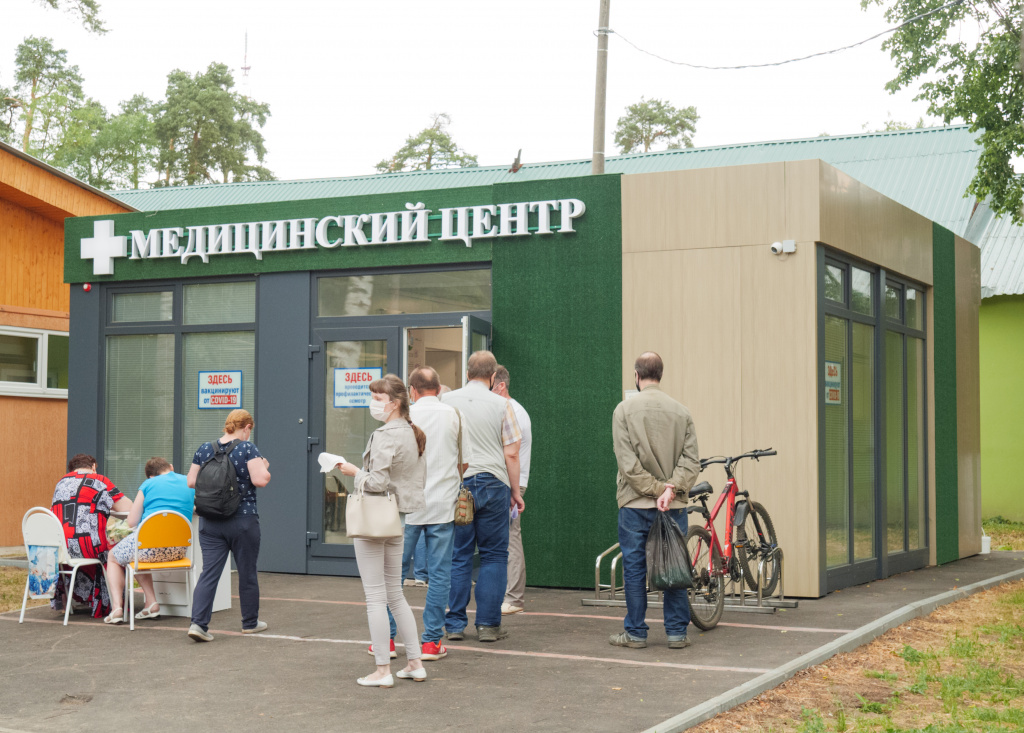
[102,281,256,498]
[820,254,927,588]
[0,327,69,398]
[318,269,491,317]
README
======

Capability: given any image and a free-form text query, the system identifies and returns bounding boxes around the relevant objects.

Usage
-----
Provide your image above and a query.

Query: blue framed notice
[334,368,382,408]
[199,370,243,409]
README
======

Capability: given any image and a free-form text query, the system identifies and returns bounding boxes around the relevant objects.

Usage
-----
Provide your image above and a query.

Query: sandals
[103,608,125,624]
[134,603,161,620]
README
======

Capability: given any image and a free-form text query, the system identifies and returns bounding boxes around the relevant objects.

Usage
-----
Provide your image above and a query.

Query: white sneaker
[501,603,524,615]
[242,620,268,634]
[403,578,417,587]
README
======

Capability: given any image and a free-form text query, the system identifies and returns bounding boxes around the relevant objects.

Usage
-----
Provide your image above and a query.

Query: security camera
[770,240,797,255]
[771,242,783,255]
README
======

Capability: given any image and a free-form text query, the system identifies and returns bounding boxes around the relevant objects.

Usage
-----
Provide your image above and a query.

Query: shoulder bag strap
[456,409,464,485]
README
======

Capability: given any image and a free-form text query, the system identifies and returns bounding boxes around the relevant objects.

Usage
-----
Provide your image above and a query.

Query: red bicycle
[686,448,779,630]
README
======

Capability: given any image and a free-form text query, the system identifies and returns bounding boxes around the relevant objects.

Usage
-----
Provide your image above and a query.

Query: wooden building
[0,141,132,546]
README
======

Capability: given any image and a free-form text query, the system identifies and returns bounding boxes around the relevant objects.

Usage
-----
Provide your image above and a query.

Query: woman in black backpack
[185,408,271,642]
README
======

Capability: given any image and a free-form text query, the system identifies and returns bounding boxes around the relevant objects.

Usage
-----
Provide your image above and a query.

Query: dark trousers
[191,513,261,631]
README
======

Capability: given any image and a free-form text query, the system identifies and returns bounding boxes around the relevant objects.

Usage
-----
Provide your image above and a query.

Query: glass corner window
[824,264,845,304]
[906,288,923,330]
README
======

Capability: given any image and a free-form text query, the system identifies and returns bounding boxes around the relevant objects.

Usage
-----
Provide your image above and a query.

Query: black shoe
[667,635,690,649]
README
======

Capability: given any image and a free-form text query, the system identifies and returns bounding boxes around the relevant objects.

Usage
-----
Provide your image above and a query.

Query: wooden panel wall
[955,236,982,556]
[622,163,822,597]
[0,199,70,312]
[0,147,130,221]
[818,163,934,285]
[0,396,67,546]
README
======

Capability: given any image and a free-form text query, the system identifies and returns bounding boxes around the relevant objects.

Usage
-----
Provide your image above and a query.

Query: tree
[613,97,699,154]
[863,0,1024,222]
[153,63,273,186]
[35,0,107,34]
[375,113,478,173]
[9,36,84,157]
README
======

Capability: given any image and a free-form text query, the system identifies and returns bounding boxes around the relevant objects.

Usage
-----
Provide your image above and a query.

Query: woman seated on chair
[104,457,195,625]
[51,454,133,619]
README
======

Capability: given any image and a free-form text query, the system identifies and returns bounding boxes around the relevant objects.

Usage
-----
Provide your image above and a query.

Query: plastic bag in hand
[646,511,694,590]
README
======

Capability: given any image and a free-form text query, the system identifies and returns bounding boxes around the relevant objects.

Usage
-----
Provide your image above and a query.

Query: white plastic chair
[126,510,194,631]
[19,506,109,625]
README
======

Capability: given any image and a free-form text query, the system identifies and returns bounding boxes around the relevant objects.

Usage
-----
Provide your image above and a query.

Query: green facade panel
[931,223,959,564]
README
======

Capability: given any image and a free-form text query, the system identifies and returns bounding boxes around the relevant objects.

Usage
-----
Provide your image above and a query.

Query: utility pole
[591,0,611,175]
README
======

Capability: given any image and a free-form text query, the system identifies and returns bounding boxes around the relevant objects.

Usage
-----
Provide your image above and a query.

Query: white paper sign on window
[334,368,382,408]
[825,361,842,405]
[199,370,243,409]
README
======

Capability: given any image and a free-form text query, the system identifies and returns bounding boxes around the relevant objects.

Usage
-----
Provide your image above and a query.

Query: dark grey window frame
[99,276,259,476]
[817,247,929,594]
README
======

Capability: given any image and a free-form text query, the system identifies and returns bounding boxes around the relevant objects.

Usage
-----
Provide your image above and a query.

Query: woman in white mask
[337,374,428,687]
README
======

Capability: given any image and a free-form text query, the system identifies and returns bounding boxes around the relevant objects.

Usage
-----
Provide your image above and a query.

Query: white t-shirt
[509,397,532,488]
[404,396,472,525]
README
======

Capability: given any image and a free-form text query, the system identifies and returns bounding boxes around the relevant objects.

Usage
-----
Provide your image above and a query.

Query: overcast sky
[2,0,946,183]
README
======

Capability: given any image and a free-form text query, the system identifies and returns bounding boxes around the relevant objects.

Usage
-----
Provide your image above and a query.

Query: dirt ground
[691,580,1024,732]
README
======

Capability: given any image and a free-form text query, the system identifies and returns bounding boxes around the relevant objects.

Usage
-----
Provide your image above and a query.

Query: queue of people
[44,349,692,687]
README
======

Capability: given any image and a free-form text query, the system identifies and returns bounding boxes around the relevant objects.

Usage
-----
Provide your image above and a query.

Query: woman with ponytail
[337,374,428,687]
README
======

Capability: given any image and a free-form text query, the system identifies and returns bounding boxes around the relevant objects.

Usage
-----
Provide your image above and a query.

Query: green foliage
[863,0,1024,223]
[613,97,698,154]
[864,669,898,680]
[796,707,827,733]
[153,62,273,186]
[899,644,932,665]
[9,36,84,157]
[375,113,477,173]
[855,693,888,714]
[35,0,107,34]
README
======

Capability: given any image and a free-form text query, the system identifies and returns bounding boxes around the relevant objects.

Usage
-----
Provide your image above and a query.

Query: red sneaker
[367,639,398,659]
[421,641,448,661]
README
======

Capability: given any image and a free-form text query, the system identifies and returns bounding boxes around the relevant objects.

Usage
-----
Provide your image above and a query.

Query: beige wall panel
[621,163,819,253]
[738,244,820,597]
[0,396,67,546]
[784,160,822,242]
[622,249,743,463]
[817,164,933,285]
[955,237,982,556]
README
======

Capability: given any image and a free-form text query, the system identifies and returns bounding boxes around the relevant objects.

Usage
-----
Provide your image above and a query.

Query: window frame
[0,325,69,399]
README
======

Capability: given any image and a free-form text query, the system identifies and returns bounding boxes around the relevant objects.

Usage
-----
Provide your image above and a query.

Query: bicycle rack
[582,542,667,608]
[723,546,798,613]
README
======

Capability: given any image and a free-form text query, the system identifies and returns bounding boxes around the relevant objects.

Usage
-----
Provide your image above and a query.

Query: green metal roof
[111,125,982,237]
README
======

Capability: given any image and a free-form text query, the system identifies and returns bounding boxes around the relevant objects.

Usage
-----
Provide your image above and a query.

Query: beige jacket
[355,419,427,514]
[612,385,700,509]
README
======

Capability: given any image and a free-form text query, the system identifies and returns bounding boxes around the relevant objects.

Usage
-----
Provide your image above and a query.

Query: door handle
[307,437,320,452]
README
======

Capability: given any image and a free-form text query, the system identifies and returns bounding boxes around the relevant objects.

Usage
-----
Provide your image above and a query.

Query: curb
[645,566,1024,733]
[0,559,28,569]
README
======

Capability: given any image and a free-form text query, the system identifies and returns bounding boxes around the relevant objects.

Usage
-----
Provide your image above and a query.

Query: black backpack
[194,439,243,519]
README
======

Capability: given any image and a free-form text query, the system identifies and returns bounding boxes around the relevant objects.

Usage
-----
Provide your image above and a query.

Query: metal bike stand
[582,543,627,607]
[723,547,799,612]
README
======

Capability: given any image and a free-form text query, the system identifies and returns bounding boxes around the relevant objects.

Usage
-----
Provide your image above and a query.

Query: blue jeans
[388,521,455,643]
[446,473,510,630]
[404,532,428,582]
[618,507,690,639]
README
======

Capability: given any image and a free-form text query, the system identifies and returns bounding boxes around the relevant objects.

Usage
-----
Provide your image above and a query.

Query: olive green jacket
[612,385,700,510]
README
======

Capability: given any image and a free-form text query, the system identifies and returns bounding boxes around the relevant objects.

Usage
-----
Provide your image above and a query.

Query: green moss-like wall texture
[492,175,622,589]
[932,223,959,564]
[979,294,1024,521]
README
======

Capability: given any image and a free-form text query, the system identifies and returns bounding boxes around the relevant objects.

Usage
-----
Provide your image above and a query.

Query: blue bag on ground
[646,511,694,590]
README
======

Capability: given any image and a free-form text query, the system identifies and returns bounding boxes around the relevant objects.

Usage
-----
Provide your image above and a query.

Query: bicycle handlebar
[699,448,777,471]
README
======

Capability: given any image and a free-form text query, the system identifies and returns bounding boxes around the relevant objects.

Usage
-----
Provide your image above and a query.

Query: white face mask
[369,399,393,422]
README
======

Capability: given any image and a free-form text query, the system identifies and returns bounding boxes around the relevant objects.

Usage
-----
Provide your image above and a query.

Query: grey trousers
[354,536,422,665]
[504,485,526,607]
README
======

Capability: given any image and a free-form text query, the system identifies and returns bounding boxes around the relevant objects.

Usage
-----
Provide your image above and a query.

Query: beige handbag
[453,410,474,526]
[346,488,402,539]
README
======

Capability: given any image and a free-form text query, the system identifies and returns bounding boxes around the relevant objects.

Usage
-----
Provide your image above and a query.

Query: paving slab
[2,551,1022,733]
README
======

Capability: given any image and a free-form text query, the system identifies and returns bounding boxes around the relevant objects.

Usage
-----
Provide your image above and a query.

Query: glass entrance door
[307,327,399,563]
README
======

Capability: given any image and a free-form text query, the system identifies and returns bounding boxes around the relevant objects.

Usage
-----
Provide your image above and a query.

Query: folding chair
[126,510,193,631]
[20,506,109,625]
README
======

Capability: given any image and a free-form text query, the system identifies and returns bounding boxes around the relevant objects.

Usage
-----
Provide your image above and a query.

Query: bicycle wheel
[735,501,780,596]
[686,525,724,631]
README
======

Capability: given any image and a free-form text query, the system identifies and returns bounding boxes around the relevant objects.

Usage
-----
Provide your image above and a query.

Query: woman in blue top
[186,408,271,642]
[105,456,195,624]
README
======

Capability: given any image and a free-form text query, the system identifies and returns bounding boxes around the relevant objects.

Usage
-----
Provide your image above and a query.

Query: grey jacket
[612,385,700,510]
[355,419,427,514]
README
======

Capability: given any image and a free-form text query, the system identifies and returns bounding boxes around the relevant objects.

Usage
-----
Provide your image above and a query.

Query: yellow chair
[125,510,193,631]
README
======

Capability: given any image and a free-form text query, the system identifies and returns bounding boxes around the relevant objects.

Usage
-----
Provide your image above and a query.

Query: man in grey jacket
[610,351,700,650]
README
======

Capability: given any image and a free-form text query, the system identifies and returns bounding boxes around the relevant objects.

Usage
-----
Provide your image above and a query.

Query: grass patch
[692,580,1024,733]
[0,566,48,614]
[983,515,1024,551]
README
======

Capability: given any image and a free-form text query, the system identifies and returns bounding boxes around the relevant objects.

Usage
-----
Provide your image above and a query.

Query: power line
[600,0,967,71]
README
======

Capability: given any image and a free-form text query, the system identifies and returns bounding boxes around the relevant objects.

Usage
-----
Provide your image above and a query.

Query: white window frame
[0,325,69,399]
